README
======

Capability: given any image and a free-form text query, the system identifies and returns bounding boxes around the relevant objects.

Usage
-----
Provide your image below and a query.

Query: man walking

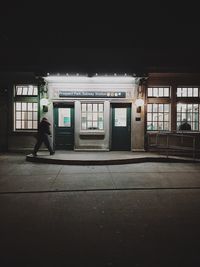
[33,117,55,156]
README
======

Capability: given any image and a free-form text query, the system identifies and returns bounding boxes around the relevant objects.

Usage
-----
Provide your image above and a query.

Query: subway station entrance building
[1,72,200,153]
[44,75,145,151]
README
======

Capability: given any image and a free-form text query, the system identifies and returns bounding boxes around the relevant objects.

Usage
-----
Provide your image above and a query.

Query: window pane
[182,104,187,112]
[82,113,86,122]
[88,104,92,112]
[164,113,169,121]
[33,87,38,95]
[22,112,27,120]
[153,122,157,130]
[28,112,33,120]
[28,103,33,111]
[33,121,38,129]
[99,113,103,121]
[158,122,163,130]
[16,87,22,95]
[93,104,98,112]
[22,87,28,95]
[153,88,158,97]
[28,121,32,129]
[182,88,187,96]
[188,88,193,97]
[115,108,127,127]
[88,121,92,128]
[193,88,198,97]
[33,103,38,111]
[16,112,21,119]
[58,108,71,127]
[158,104,163,112]
[148,88,153,97]
[158,87,164,97]
[164,122,168,130]
[177,113,181,122]
[164,104,169,112]
[164,87,169,97]
[82,104,86,111]
[82,122,86,129]
[153,104,158,112]
[22,103,27,111]
[33,112,37,120]
[88,113,92,121]
[187,113,192,122]
[16,121,21,129]
[177,88,181,97]
[147,104,152,112]
[93,113,97,120]
[147,113,152,121]
[93,121,98,128]
[99,122,103,130]
[99,104,103,112]
[177,104,181,112]
[159,113,163,121]
[153,113,158,122]
[28,85,33,95]
[147,122,154,130]
[16,102,21,111]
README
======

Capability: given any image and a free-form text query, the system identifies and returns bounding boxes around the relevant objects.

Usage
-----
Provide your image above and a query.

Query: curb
[26,155,198,165]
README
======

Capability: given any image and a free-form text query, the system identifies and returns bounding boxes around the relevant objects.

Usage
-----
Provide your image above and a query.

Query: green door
[54,103,74,150]
[111,103,131,151]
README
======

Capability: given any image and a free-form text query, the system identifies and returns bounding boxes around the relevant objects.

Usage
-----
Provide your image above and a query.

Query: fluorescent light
[44,75,135,83]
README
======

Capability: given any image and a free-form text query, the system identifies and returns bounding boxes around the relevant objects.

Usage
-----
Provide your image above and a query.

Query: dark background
[1,2,200,73]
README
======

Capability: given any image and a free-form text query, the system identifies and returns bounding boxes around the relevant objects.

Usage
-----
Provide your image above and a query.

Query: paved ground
[0,153,200,266]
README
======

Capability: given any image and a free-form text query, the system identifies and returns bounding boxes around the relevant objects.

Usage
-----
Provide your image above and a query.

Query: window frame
[13,84,39,132]
[147,86,171,98]
[147,103,171,131]
[81,102,104,131]
[177,87,200,98]
[146,86,171,132]
[176,85,200,132]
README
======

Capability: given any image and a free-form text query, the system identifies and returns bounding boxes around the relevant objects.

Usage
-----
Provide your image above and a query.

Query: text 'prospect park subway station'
[1,72,200,153]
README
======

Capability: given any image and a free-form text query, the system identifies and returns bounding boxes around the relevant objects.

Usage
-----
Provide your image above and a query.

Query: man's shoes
[50,151,55,155]
[32,152,37,157]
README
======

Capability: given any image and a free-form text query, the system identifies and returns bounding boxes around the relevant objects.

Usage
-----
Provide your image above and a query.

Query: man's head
[42,117,48,121]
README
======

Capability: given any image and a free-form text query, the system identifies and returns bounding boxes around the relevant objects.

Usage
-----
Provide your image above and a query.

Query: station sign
[59,91,126,98]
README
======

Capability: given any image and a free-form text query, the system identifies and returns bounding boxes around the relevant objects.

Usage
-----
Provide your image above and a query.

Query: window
[114,108,127,127]
[81,103,104,130]
[177,87,199,97]
[14,85,38,131]
[148,87,170,97]
[15,85,38,96]
[15,102,38,130]
[58,108,71,127]
[177,103,199,131]
[147,104,170,131]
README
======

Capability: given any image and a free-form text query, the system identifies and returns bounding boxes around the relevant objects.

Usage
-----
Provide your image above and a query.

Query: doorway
[111,103,131,150]
[54,103,74,150]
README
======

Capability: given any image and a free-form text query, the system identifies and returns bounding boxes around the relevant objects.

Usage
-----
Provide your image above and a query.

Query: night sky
[1,2,200,74]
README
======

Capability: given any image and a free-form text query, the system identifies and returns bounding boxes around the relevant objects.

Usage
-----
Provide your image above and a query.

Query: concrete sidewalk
[1,153,200,267]
[1,153,200,193]
[26,151,199,165]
